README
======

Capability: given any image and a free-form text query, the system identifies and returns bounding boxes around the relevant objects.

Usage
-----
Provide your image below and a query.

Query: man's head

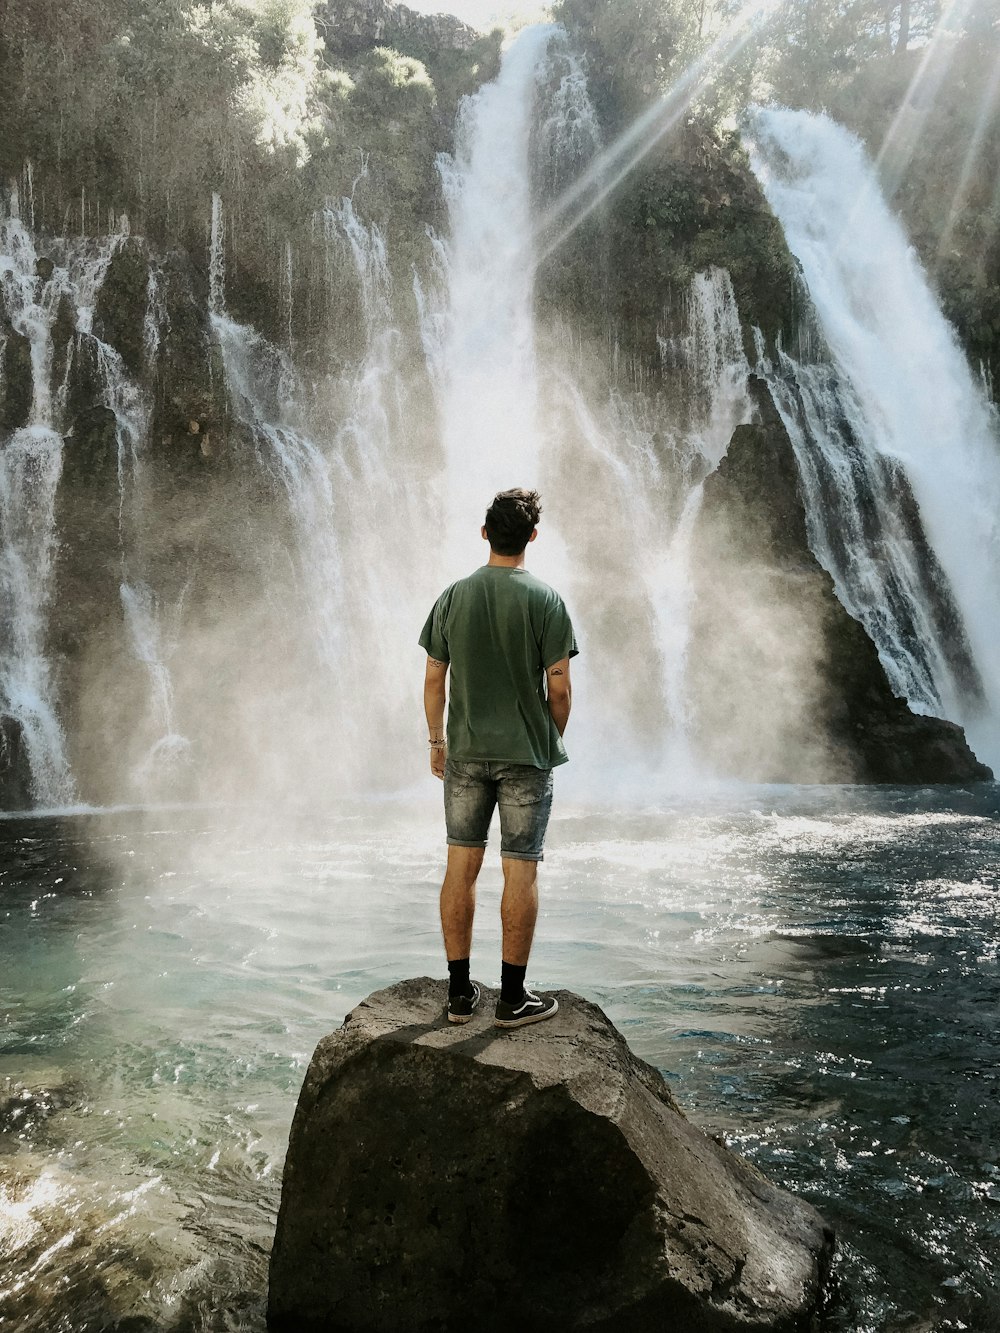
[483,489,541,556]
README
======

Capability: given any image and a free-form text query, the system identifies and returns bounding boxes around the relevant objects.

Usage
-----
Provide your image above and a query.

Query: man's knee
[446,844,485,887]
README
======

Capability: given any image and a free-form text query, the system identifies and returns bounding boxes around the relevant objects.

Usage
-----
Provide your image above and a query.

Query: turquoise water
[1,785,998,1331]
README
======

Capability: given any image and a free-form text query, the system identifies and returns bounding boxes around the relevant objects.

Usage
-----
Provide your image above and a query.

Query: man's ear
[481,525,489,541]
[528,528,538,543]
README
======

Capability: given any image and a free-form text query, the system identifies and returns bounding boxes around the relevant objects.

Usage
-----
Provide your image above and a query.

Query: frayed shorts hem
[445,837,543,862]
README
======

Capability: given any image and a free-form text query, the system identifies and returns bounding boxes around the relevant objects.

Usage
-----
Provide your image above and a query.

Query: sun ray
[534,0,785,264]
[873,0,973,202]
[935,50,1000,261]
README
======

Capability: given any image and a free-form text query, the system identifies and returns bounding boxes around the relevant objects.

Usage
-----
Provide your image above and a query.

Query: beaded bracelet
[428,738,446,748]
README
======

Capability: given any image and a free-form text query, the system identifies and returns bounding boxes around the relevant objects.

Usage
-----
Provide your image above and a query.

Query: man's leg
[441,760,495,1017]
[494,765,558,1027]
[440,843,484,964]
[500,857,538,967]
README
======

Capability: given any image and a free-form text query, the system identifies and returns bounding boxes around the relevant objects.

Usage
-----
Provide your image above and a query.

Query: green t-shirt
[419,566,579,769]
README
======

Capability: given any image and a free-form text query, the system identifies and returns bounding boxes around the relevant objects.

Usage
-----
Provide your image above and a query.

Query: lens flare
[534,0,786,263]
[873,0,973,201]
[936,52,1000,261]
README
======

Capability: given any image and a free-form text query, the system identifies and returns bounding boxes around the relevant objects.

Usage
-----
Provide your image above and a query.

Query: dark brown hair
[484,489,542,556]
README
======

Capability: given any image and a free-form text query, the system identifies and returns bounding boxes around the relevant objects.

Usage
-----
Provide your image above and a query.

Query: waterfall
[433,25,558,565]
[757,333,979,719]
[0,197,75,804]
[546,269,751,778]
[210,189,428,778]
[120,581,190,778]
[422,29,755,783]
[746,108,1000,764]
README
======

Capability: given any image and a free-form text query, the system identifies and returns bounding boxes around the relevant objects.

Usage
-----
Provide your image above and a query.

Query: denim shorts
[444,759,554,862]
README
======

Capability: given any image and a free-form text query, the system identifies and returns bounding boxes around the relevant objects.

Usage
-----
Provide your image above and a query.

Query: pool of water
[1,784,998,1332]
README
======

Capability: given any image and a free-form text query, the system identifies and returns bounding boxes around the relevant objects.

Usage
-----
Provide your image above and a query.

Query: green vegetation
[1,0,995,381]
[0,0,499,353]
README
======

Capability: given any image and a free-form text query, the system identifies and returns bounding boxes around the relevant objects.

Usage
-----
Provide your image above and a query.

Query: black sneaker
[447,982,481,1024]
[494,989,559,1029]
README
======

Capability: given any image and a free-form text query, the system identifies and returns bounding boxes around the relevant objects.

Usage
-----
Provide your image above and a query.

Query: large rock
[268,978,834,1333]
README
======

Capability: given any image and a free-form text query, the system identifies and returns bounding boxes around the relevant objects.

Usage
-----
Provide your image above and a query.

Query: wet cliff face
[0,4,995,810]
[689,381,992,784]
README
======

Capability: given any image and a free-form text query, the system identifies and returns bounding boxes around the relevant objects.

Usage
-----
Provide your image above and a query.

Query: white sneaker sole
[494,997,559,1029]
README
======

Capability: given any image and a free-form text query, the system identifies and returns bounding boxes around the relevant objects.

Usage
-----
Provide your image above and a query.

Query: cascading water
[757,329,980,719]
[433,25,558,565]
[120,581,190,777]
[210,185,432,780]
[746,107,1000,766]
[424,31,753,783]
[544,268,751,779]
[210,194,345,670]
[0,195,75,805]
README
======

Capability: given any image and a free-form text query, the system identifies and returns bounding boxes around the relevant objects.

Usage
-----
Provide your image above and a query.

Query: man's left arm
[546,657,572,737]
[424,656,449,779]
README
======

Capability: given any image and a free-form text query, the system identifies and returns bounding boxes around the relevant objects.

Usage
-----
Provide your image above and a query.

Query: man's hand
[430,743,447,780]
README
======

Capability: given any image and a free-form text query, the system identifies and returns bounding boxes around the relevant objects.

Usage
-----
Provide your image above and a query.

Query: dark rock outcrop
[269,978,834,1333]
[94,237,148,378]
[0,318,32,432]
[690,379,993,783]
[0,717,33,811]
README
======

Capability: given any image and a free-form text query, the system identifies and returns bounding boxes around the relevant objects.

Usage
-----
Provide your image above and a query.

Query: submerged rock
[268,978,834,1333]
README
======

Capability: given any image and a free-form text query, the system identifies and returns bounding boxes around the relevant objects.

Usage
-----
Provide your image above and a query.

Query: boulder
[268,978,834,1333]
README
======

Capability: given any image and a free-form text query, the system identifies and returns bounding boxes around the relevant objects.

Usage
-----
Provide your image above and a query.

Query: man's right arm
[545,657,572,736]
[424,656,449,779]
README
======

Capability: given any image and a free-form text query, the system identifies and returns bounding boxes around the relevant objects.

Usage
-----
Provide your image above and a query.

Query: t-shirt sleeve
[418,596,450,662]
[541,595,579,669]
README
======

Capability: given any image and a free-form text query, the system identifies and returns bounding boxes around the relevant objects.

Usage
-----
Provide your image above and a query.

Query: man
[419,489,577,1029]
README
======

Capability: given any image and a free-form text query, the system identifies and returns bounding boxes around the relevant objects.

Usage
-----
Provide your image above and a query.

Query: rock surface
[268,978,834,1333]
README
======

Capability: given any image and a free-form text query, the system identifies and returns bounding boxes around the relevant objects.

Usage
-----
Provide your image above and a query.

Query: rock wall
[689,378,993,784]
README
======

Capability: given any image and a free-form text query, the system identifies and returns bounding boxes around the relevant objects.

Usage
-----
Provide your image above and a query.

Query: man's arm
[424,656,449,779]
[545,657,572,737]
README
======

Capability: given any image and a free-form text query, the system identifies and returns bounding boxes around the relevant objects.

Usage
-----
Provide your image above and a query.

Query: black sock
[500,961,527,1006]
[448,957,473,999]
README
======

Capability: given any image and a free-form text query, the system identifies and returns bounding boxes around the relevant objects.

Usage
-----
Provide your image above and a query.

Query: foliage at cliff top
[0,0,499,343]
